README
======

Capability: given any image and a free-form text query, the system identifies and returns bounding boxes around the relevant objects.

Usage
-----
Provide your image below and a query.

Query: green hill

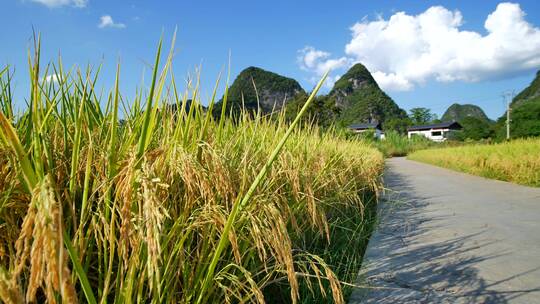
[216,64,408,130]
[441,103,491,123]
[213,66,304,116]
[495,71,540,139]
[512,70,540,108]
[440,103,494,140]
[329,63,408,126]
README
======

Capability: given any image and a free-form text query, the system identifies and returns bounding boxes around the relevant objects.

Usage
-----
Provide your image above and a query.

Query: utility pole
[502,90,515,140]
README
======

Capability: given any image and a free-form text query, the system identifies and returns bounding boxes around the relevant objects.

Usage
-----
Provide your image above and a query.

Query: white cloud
[98,15,126,29]
[371,71,413,91]
[43,74,60,83]
[297,46,350,88]
[29,0,88,8]
[298,2,540,91]
[297,46,349,76]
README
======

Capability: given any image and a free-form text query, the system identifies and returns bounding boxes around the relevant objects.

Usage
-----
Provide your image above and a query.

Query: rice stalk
[0,34,383,304]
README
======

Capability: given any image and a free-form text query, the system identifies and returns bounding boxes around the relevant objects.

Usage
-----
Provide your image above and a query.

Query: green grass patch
[373,131,434,157]
[359,131,459,158]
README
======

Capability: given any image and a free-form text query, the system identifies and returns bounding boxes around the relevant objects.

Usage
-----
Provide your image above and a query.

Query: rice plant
[374,131,432,157]
[0,35,383,303]
[408,139,540,186]
[357,131,435,157]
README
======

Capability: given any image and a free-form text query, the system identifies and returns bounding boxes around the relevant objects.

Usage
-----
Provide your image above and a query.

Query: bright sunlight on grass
[408,138,540,187]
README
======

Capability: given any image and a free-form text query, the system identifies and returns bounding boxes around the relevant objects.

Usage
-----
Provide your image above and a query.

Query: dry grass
[408,138,540,187]
[0,35,383,303]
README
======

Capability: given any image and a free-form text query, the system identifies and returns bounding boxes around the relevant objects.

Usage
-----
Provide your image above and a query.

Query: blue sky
[2,1,540,119]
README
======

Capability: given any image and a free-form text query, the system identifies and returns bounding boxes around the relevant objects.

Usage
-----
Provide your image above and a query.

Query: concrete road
[349,157,540,303]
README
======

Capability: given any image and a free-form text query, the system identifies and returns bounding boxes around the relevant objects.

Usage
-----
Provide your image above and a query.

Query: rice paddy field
[408,139,540,187]
[0,38,384,303]
[372,131,435,157]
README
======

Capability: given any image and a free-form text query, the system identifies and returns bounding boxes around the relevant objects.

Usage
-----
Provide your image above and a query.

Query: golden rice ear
[11,175,77,303]
[138,158,169,299]
[0,267,24,304]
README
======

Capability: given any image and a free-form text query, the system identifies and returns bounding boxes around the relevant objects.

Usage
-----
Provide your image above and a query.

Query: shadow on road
[350,167,540,303]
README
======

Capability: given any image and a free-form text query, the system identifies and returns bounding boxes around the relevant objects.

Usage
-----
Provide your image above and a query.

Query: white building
[349,122,385,140]
[407,121,462,142]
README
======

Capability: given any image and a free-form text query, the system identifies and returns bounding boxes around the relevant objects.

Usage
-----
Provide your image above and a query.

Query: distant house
[349,122,385,139]
[407,121,462,142]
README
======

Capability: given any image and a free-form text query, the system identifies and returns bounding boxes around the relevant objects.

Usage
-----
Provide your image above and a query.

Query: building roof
[349,122,381,130]
[408,121,462,131]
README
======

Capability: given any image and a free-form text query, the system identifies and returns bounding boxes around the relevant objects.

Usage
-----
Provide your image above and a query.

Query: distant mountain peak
[330,63,378,98]
[328,63,407,125]
[241,66,269,74]
[216,63,408,127]
[442,103,490,123]
[214,66,305,115]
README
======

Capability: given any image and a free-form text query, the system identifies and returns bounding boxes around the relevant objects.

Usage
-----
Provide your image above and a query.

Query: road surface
[350,157,540,303]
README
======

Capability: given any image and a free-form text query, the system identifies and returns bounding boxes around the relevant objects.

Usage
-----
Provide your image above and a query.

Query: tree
[383,117,412,134]
[495,98,540,139]
[454,116,493,140]
[284,93,340,128]
[509,99,540,137]
[409,107,436,125]
[431,114,441,123]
